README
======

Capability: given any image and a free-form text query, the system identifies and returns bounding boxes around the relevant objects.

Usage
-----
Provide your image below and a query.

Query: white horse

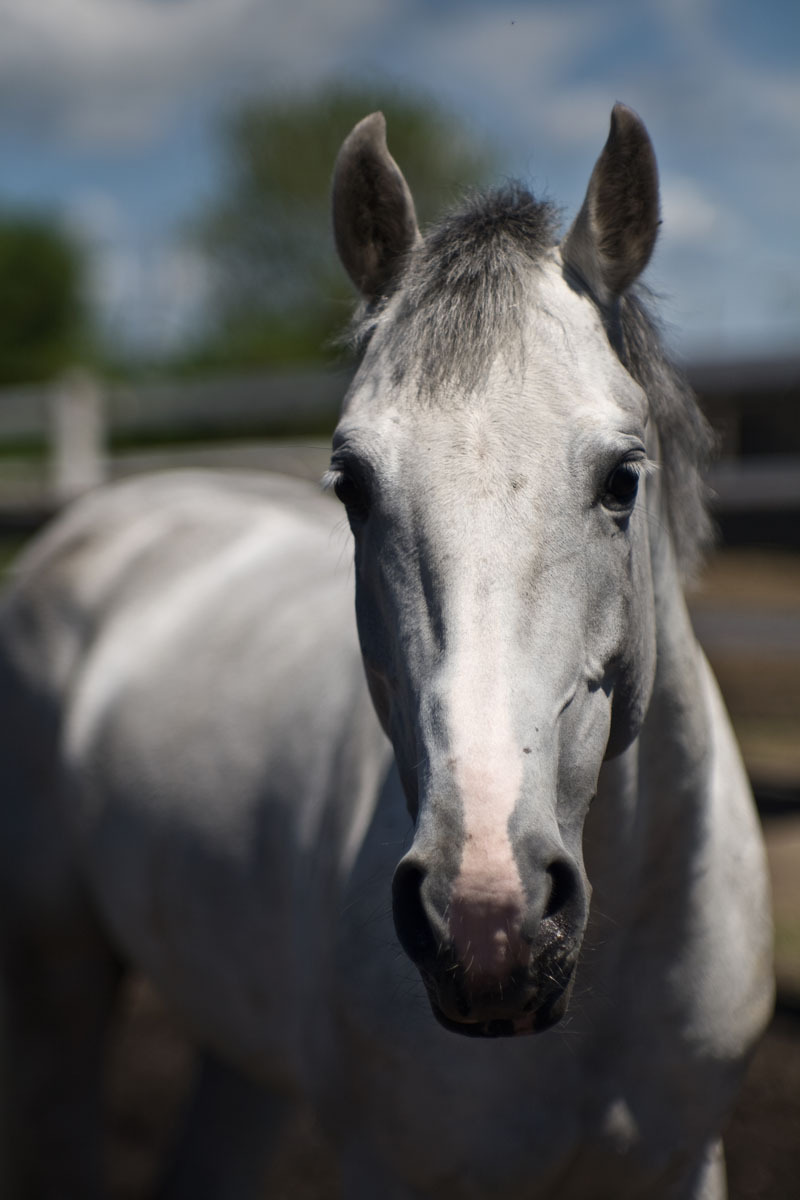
[0,105,773,1199]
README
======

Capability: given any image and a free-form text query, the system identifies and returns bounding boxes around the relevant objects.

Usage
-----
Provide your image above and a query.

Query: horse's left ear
[560,104,659,305]
[332,112,421,302]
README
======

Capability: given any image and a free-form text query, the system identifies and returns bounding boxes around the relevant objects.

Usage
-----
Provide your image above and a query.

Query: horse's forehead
[528,260,635,385]
[508,259,646,423]
[345,258,646,438]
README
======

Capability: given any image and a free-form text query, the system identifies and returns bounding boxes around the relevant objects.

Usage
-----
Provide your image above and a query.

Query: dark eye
[332,472,369,522]
[605,462,641,508]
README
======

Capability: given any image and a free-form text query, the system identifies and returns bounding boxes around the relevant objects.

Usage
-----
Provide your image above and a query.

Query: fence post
[50,369,106,504]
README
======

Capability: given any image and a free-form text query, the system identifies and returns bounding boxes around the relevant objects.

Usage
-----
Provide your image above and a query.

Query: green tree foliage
[187,86,496,371]
[0,213,87,384]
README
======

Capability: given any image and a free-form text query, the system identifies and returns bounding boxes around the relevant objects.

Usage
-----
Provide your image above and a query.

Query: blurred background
[0,1,798,1196]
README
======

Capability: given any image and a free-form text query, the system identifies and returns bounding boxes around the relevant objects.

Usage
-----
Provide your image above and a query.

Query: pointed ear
[332,112,421,302]
[561,103,660,305]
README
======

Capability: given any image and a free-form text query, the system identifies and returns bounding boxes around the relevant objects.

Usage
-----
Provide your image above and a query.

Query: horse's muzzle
[392,853,586,1037]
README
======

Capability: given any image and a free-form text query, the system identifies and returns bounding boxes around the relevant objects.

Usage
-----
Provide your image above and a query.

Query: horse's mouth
[424,958,577,1039]
[430,996,566,1039]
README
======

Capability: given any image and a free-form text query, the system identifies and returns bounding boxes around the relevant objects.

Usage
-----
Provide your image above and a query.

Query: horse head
[330,106,662,1037]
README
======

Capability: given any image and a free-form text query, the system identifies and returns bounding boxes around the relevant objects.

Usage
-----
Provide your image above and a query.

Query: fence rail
[0,366,351,515]
[0,367,351,443]
[1,362,799,540]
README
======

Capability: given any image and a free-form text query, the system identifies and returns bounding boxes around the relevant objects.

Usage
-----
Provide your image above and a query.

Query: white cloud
[660,176,734,245]
[0,0,387,144]
[64,190,125,244]
[372,5,614,155]
[0,1,619,155]
[646,0,800,139]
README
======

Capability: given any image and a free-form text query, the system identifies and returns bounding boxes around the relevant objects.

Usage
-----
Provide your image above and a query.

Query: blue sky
[0,0,797,363]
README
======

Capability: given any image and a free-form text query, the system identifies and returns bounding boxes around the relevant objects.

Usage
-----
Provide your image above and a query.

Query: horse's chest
[330,924,719,1200]
[329,990,682,1199]
[331,811,699,1197]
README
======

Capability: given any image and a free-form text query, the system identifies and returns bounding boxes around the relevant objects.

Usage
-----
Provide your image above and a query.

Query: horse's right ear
[332,112,421,302]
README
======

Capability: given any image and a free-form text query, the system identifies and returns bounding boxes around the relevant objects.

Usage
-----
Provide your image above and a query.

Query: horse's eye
[605,462,641,508]
[333,473,369,522]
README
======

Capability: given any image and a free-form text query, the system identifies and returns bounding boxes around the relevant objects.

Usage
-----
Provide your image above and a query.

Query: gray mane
[350,184,559,391]
[349,184,714,579]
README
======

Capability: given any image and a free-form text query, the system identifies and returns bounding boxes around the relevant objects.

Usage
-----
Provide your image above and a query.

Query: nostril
[543,859,580,923]
[392,861,437,965]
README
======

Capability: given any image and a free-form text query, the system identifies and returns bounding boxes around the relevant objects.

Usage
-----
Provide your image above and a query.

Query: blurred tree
[0,214,88,384]
[184,85,496,371]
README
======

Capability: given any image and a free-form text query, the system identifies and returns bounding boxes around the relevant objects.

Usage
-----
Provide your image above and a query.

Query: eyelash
[603,456,654,508]
[324,466,370,521]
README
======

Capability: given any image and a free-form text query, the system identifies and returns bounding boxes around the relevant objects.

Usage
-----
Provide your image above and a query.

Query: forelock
[350,183,560,395]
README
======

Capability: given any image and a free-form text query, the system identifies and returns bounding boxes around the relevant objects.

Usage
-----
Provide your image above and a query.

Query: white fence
[1,360,799,531]
[0,366,351,513]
